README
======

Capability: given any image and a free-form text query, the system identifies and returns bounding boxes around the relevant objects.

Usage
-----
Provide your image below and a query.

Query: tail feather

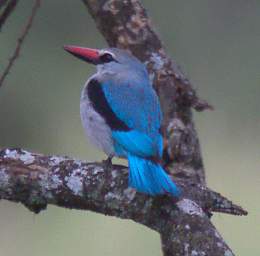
[128,153,181,197]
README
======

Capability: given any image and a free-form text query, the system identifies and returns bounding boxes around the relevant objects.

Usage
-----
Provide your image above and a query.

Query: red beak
[64,45,100,64]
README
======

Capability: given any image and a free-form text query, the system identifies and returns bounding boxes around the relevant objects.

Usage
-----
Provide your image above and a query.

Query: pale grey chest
[80,81,115,156]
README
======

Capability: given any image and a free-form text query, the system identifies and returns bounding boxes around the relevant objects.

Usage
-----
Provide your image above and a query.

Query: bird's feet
[102,155,114,181]
[102,155,113,169]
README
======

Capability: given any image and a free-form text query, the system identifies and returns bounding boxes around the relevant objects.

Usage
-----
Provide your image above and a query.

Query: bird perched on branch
[64,45,180,197]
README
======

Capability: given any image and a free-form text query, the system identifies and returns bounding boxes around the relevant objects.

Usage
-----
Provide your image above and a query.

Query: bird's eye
[100,53,114,63]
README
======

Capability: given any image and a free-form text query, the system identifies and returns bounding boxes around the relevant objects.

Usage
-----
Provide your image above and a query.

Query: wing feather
[101,78,163,158]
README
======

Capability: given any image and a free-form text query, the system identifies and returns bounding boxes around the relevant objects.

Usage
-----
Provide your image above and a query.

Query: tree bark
[0,148,246,255]
[0,0,247,255]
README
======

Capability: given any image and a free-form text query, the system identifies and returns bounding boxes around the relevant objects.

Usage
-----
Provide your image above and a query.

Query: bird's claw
[102,155,113,169]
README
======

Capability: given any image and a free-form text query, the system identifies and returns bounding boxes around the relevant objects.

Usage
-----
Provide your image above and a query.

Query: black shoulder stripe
[87,79,130,131]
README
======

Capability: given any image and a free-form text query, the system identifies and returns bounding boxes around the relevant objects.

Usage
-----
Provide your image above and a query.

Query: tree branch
[0,0,19,30]
[0,148,246,255]
[0,0,40,87]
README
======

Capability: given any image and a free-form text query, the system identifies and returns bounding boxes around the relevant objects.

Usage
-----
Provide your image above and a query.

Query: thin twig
[0,0,19,30]
[0,0,41,88]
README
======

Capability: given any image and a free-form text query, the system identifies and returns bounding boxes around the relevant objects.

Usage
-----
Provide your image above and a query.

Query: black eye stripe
[100,53,114,63]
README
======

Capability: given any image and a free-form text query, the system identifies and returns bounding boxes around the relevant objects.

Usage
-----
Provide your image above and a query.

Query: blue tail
[127,153,181,197]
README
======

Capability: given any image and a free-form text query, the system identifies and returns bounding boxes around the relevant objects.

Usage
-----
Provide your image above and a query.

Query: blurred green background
[0,0,259,255]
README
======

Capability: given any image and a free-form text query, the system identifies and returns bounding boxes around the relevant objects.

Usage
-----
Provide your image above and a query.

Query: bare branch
[0,0,19,30]
[0,148,246,255]
[0,0,40,87]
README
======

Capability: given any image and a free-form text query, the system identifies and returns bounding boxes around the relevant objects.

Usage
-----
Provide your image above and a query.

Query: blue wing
[101,79,163,158]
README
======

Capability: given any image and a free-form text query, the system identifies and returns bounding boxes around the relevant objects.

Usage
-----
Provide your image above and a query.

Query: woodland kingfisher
[64,45,180,197]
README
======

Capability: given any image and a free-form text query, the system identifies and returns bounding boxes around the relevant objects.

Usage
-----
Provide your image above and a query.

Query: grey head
[64,45,149,81]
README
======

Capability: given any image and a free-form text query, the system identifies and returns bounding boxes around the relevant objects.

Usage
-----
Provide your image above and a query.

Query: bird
[64,45,180,197]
